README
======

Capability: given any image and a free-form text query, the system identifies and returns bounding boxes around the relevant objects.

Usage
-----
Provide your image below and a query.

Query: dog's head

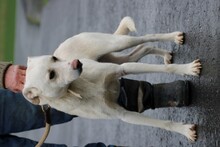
[22,55,82,105]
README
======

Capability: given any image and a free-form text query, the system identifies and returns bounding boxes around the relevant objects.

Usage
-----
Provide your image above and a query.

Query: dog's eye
[49,70,56,80]
[52,56,58,62]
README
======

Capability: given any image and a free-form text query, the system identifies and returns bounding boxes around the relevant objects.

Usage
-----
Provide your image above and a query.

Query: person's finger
[19,70,26,76]
[10,85,20,93]
[16,82,24,92]
[19,65,27,70]
[14,89,20,93]
[19,75,26,84]
[12,90,18,93]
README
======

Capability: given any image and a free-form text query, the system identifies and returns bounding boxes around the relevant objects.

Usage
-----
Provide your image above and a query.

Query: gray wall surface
[14,0,219,146]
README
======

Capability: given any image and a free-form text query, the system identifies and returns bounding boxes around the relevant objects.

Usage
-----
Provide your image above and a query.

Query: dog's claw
[183,124,197,142]
[187,59,202,76]
[164,52,172,64]
[189,125,197,142]
[173,32,185,45]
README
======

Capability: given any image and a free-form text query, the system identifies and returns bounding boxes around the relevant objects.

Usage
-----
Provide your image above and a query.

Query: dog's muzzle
[71,59,83,72]
[71,59,82,69]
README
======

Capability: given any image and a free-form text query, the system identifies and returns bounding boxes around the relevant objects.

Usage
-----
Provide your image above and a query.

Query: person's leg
[85,142,116,147]
[0,134,67,147]
[118,78,190,112]
[0,88,74,134]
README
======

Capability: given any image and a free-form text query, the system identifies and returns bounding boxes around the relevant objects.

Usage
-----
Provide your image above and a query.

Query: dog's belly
[69,101,119,119]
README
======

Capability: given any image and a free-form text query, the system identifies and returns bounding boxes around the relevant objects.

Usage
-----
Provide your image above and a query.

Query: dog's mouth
[71,59,83,72]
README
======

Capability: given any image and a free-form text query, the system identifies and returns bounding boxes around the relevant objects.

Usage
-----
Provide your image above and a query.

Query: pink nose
[71,59,82,69]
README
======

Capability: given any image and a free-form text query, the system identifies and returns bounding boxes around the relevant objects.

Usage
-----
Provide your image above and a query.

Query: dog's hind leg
[117,110,196,141]
[80,31,184,60]
[114,16,137,35]
[99,44,172,64]
[102,18,174,64]
[99,16,138,63]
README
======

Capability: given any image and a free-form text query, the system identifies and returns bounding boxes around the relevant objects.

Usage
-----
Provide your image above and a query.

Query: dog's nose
[71,59,82,69]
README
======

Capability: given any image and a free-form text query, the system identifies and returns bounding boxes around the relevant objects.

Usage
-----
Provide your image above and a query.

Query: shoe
[153,80,190,108]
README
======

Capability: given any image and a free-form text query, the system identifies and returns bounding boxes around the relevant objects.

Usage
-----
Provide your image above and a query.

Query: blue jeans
[0,88,73,146]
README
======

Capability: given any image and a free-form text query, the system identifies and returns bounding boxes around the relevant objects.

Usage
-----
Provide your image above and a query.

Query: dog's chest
[48,59,122,118]
[51,78,120,118]
[70,77,119,102]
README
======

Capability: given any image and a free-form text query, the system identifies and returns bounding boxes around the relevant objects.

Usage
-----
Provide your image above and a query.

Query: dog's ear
[23,87,42,105]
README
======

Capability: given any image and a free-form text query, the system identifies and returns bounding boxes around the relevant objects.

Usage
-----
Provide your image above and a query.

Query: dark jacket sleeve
[0,62,12,88]
[0,134,67,147]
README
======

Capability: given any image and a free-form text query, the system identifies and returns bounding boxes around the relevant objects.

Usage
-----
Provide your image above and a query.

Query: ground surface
[14,0,219,146]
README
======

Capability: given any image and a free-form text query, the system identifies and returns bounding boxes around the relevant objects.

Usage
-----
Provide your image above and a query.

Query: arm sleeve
[0,62,12,88]
[0,134,67,147]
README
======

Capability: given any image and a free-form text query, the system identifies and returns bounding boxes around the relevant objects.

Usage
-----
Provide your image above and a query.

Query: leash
[35,105,51,147]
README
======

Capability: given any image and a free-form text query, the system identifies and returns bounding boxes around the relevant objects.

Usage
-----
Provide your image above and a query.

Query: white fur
[23,17,201,141]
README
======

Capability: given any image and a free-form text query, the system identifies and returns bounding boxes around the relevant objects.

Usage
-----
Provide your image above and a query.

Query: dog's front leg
[119,110,196,141]
[116,59,202,77]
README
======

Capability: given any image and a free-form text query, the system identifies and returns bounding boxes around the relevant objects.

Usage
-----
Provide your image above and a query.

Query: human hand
[4,65,26,92]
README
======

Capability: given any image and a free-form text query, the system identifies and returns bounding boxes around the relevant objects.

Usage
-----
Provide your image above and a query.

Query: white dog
[23,17,201,141]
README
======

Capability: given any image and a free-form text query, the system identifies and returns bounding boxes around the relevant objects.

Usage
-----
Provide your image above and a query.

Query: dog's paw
[172,32,185,45]
[187,59,202,76]
[164,52,172,64]
[183,124,197,142]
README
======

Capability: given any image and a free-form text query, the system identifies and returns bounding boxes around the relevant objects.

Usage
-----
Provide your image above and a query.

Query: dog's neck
[67,89,82,99]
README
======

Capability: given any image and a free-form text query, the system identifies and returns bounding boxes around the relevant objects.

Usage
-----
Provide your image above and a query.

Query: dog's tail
[114,16,137,35]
